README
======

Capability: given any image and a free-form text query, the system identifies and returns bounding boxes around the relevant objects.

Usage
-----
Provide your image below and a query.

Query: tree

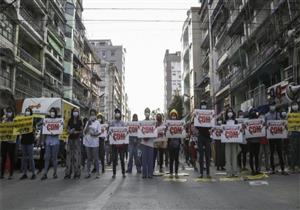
[167,95,183,119]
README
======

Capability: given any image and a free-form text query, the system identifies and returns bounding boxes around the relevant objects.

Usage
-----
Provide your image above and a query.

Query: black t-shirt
[21,132,35,145]
[68,118,83,139]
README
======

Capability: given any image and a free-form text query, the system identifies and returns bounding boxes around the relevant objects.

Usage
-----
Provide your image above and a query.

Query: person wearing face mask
[258,113,270,172]
[83,109,101,179]
[167,109,181,178]
[141,107,155,179]
[153,113,167,173]
[196,101,212,178]
[265,102,288,175]
[224,107,239,177]
[110,108,127,178]
[97,113,106,174]
[41,108,60,180]
[237,110,248,171]
[281,108,291,170]
[19,107,36,180]
[64,108,83,179]
[214,118,226,171]
[1,107,17,179]
[126,114,142,174]
[289,101,300,172]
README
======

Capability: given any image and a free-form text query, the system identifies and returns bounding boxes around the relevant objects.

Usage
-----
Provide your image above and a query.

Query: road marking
[243,173,269,181]
[195,178,217,183]
[163,178,187,182]
[219,177,243,182]
[249,181,269,186]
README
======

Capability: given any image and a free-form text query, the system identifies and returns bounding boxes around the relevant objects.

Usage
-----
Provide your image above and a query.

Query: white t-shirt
[83,120,101,147]
[226,120,235,125]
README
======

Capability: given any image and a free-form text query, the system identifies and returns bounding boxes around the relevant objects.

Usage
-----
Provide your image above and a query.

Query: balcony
[200,29,209,49]
[48,24,65,44]
[215,25,227,48]
[247,10,269,38]
[217,75,231,93]
[20,8,44,38]
[18,48,42,71]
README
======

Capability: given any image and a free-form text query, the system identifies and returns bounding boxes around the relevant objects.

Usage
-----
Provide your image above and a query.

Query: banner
[42,118,64,135]
[194,109,215,127]
[210,126,222,140]
[109,127,129,145]
[0,122,14,136]
[127,122,140,137]
[0,135,17,142]
[266,120,288,139]
[165,120,186,138]
[100,124,108,138]
[288,113,300,132]
[154,125,167,142]
[245,119,266,139]
[13,116,33,135]
[138,121,157,138]
[221,124,243,143]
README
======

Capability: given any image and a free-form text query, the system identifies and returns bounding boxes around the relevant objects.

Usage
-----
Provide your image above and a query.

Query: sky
[83,0,199,119]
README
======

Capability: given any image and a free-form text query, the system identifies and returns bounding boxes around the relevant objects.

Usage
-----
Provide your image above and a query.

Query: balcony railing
[48,24,65,44]
[18,48,42,71]
[20,8,44,37]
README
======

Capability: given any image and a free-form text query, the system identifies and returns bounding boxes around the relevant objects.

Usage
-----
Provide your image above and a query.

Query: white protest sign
[109,127,129,145]
[138,121,157,138]
[245,119,266,139]
[100,124,108,138]
[194,109,215,127]
[42,118,63,135]
[221,124,243,143]
[266,120,288,139]
[165,120,186,138]
[154,125,167,142]
[127,121,140,137]
[210,126,222,140]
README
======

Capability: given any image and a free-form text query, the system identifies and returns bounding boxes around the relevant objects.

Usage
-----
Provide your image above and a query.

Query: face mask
[50,112,55,118]
[145,113,150,118]
[270,106,276,112]
[90,116,96,121]
[73,112,79,117]
[171,116,177,120]
[292,105,299,111]
[25,111,31,116]
[227,112,233,118]
[115,113,121,118]
[281,112,287,117]
[217,121,222,125]
[6,112,12,117]
[201,105,207,110]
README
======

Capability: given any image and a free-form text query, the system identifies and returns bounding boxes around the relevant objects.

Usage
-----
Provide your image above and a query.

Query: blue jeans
[44,144,60,175]
[127,143,141,172]
[86,147,99,175]
[141,145,154,177]
[21,144,35,175]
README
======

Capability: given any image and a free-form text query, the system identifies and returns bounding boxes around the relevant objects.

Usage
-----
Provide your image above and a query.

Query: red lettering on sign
[270,126,283,134]
[142,126,154,134]
[113,132,126,141]
[249,125,262,134]
[198,115,211,124]
[225,130,239,138]
[129,126,138,133]
[47,123,59,131]
[215,129,222,137]
[170,126,183,135]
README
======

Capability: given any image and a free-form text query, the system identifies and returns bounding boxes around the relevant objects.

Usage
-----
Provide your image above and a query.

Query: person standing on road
[110,108,127,178]
[1,107,17,180]
[196,101,211,179]
[247,108,261,176]
[167,109,181,179]
[97,113,106,174]
[141,107,154,179]
[20,107,36,180]
[64,107,83,179]
[153,113,167,173]
[289,101,300,172]
[41,108,61,180]
[83,109,101,179]
[126,114,141,174]
[265,102,288,175]
[237,110,248,171]
[214,118,225,171]
[224,107,239,177]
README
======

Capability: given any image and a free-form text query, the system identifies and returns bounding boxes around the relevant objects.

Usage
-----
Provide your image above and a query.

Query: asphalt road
[1,164,299,210]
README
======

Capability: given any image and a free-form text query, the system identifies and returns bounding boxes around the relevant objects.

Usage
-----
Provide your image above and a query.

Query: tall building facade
[163,50,181,114]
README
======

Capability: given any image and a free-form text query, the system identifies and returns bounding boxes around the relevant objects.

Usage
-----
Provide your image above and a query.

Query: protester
[237,110,248,171]
[196,101,211,178]
[1,107,17,179]
[110,108,126,178]
[289,101,300,172]
[97,113,106,173]
[265,102,288,175]
[127,114,141,174]
[83,109,101,179]
[64,108,83,179]
[141,107,154,179]
[153,113,167,173]
[189,122,198,172]
[20,107,36,180]
[166,109,181,179]
[41,108,60,180]
[214,118,225,171]
[224,107,239,177]
[247,108,261,175]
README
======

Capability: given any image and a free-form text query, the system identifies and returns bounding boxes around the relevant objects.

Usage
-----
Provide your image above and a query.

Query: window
[65,25,72,38]
[111,50,116,56]
[0,61,12,89]
[0,13,15,42]
[65,3,75,15]
[102,51,106,58]
[64,49,72,62]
